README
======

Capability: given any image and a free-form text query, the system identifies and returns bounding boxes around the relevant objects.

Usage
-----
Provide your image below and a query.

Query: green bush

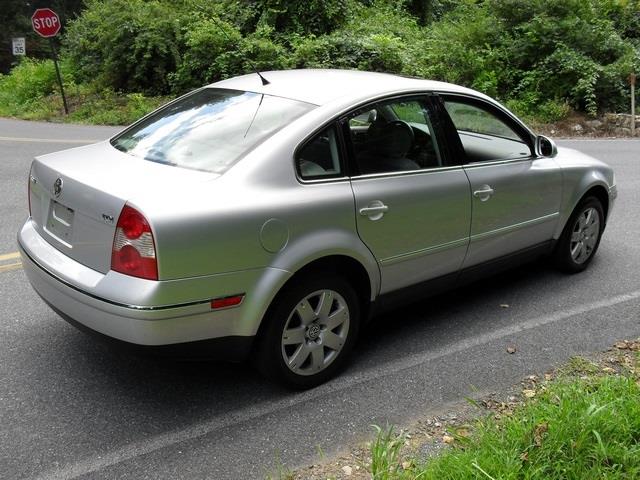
[230,0,352,36]
[293,32,405,72]
[169,22,291,93]
[0,58,69,106]
[417,0,639,117]
[63,0,181,95]
[506,96,571,124]
[293,2,424,74]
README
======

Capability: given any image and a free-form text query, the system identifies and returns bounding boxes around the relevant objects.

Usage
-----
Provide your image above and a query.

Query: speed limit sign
[12,37,26,56]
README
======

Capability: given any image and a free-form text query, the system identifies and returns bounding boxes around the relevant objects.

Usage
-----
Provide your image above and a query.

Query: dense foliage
[2,0,639,122]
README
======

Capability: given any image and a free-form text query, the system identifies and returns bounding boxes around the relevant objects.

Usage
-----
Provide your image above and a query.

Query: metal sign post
[630,73,636,137]
[31,8,68,114]
[49,40,69,115]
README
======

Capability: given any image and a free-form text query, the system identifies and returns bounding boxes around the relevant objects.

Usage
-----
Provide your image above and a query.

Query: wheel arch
[555,180,611,239]
[581,185,609,220]
[254,254,375,346]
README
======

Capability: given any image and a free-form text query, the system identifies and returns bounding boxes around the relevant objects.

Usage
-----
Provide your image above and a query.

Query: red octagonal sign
[31,8,61,38]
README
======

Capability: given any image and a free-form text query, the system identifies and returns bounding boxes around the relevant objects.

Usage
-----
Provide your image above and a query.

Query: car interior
[296,100,443,179]
[296,98,533,180]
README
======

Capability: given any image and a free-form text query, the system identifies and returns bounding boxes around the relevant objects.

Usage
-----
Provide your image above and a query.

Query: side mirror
[536,135,558,157]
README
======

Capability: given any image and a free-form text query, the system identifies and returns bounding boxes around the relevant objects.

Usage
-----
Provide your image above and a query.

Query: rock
[442,435,455,444]
[585,119,603,129]
[571,124,584,132]
[341,465,353,476]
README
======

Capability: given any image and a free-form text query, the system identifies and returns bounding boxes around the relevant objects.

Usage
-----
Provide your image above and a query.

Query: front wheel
[256,275,360,389]
[553,196,605,273]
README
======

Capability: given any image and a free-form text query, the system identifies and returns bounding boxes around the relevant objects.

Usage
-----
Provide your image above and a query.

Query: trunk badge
[102,214,114,225]
[53,177,63,197]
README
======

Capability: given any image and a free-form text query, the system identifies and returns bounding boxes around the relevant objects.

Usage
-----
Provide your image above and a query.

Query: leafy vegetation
[1,0,639,124]
[0,57,166,124]
[365,346,640,480]
[414,376,640,479]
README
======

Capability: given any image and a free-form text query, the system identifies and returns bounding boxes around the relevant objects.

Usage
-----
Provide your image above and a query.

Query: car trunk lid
[28,141,216,274]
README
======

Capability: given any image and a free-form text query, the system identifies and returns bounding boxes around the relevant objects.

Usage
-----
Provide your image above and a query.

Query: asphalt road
[1,118,639,479]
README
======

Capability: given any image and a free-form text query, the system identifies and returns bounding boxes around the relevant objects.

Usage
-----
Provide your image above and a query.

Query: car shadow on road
[353,260,569,366]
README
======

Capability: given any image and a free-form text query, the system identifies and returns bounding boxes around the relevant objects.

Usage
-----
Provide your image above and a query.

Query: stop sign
[31,8,61,38]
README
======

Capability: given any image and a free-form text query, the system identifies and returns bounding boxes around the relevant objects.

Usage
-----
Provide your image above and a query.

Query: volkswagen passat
[19,69,616,388]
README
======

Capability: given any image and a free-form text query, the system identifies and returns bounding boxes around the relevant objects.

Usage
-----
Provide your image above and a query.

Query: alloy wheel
[281,289,350,376]
[570,207,600,264]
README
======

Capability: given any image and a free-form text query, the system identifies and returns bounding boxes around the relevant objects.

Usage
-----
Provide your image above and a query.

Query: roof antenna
[205,11,270,86]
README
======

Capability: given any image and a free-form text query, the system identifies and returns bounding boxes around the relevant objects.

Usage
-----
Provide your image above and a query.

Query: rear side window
[111,88,315,174]
[444,100,531,162]
[296,126,343,180]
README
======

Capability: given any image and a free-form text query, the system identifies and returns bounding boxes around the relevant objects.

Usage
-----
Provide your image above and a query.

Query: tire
[553,196,605,273]
[255,275,360,389]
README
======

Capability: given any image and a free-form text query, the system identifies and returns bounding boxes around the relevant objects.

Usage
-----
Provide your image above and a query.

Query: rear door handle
[359,201,388,220]
[473,185,495,201]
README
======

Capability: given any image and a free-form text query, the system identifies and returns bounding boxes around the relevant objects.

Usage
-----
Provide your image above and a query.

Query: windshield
[111,88,315,173]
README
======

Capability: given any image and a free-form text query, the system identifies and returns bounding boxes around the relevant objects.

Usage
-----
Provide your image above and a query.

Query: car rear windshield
[111,88,315,173]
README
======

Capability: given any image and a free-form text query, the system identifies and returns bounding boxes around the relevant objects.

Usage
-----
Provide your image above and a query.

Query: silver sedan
[18,69,616,388]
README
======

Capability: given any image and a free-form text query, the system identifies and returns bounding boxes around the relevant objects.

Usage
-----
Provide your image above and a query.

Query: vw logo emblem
[53,177,63,197]
[307,323,321,340]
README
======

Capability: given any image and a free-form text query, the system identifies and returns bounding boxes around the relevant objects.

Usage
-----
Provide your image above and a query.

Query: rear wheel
[256,275,360,389]
[553,196,604,273]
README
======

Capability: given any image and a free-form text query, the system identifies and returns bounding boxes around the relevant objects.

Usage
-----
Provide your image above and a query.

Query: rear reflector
[111,204,158,280]
[211,295,244,310]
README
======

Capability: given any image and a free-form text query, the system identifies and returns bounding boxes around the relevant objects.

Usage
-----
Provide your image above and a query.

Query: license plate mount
[46,200,75,246]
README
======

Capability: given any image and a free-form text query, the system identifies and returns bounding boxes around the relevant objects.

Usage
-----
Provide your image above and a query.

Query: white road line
[35,289,640,480]
[0,136,101,144]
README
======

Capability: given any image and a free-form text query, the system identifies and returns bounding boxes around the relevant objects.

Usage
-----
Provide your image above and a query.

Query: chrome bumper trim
[18,240,211,311]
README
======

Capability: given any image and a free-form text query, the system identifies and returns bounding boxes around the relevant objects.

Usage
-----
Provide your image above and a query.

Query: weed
[370,425,405,479]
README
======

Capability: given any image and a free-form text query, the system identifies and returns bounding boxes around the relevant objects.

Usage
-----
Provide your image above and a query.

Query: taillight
[111,204,158,280]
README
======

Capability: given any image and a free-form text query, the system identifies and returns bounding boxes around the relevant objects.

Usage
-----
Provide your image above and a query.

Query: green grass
[0,58,167,125]
[370,364,640,479]
[370,425,406,479]
[0,87,168,126]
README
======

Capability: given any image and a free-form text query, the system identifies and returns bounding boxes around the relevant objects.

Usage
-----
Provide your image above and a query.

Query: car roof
[210,69,480,106]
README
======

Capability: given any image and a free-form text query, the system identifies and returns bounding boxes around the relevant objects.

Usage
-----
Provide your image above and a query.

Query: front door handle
[359,201,388,220]
[473,185,495,201]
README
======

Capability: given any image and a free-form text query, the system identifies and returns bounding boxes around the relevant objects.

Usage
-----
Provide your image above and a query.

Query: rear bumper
[18,219,288,350]
[45,299,253,361]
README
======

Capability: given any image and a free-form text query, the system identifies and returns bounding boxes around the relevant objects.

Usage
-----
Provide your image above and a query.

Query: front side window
[444,100,531,163]
[112,88,315,174]
[347,97,442,175]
